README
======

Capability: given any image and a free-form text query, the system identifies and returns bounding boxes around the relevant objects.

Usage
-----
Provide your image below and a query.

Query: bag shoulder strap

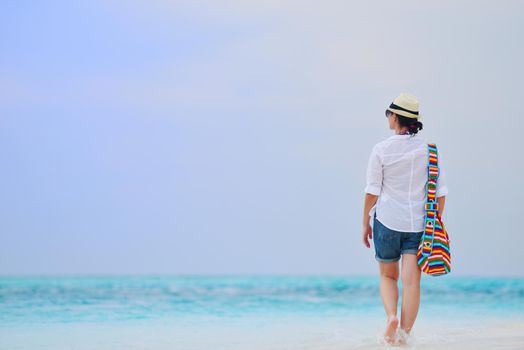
[427,143,439,203]
[420,143,440,257]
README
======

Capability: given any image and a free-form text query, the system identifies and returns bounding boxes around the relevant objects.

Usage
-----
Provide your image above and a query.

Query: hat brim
[386,107,421,119]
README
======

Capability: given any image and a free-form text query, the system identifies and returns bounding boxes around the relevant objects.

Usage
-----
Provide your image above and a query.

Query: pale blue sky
[1,1,523,276]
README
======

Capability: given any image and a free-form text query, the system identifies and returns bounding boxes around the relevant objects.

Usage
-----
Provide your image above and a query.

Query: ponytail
[397,115,423,135]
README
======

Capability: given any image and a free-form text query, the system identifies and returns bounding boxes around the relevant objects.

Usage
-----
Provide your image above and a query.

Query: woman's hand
[362,224,373,248]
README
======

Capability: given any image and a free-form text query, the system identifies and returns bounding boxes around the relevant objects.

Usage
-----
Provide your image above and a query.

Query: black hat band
[389,103,419,115]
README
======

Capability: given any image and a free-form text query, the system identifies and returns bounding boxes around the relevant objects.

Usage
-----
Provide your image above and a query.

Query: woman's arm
[437,195,446,217]
[362,193,379,248]
[363,144,381,247]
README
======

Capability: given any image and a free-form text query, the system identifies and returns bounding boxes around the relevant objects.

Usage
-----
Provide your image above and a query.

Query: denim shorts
[372,213,423,263]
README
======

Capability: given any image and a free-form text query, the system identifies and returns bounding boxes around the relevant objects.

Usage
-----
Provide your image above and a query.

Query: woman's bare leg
[379,261,399,343]
[400,253,421,334]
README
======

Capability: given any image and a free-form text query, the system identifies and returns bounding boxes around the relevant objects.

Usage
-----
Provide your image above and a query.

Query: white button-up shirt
[364,134,449,232]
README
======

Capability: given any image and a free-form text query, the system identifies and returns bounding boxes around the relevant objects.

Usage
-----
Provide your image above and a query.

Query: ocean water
[1,275,523,349]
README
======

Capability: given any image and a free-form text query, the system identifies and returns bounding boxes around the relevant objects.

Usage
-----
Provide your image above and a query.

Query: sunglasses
[385,110,393,118]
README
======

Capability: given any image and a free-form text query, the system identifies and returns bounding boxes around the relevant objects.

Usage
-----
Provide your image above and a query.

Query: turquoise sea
[1,275,523,349]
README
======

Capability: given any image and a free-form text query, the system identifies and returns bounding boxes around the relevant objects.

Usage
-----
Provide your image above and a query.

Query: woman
[361,93,448,345]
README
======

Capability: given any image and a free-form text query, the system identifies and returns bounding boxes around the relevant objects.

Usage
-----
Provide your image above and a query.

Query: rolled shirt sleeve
[437,148,449,197]
[364,145,383,196]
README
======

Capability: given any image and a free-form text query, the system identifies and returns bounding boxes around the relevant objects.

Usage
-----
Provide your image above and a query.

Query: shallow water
[1,275,523,349]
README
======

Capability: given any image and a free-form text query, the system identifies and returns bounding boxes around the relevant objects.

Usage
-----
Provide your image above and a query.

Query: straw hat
[385,93,421,119]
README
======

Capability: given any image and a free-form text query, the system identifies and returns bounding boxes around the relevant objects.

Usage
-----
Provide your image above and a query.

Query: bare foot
[396,328,410,346]
[383,315,399,344]
[396,335,406,346]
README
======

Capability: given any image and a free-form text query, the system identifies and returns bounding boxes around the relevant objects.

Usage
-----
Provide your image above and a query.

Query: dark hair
[396,114,423,135]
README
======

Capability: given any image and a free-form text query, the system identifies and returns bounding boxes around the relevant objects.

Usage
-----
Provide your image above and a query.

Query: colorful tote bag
[417,143,451,276]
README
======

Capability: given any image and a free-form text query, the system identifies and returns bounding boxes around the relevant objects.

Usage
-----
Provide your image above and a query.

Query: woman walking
[361,93,448,345]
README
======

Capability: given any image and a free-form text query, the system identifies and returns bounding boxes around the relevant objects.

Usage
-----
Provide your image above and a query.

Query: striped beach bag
[417,143,451,276]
